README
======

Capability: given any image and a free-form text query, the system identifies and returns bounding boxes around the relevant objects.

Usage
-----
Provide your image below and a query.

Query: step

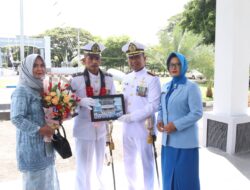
[0,110,10,120]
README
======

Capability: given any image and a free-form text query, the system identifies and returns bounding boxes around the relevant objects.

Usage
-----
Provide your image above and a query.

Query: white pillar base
[203,111,250,154]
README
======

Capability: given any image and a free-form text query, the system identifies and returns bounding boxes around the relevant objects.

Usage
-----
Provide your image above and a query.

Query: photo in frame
[90,94,126,122]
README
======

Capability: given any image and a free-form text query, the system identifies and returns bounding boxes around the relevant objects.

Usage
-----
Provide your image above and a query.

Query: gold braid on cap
[127,43,144,56]
[84,43,101,55]
[91,43,100,53]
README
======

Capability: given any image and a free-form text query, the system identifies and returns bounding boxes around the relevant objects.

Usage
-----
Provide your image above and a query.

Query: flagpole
[20,0,24,61]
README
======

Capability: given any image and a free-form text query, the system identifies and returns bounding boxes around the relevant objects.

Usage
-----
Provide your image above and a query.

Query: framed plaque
[90,94,126,122]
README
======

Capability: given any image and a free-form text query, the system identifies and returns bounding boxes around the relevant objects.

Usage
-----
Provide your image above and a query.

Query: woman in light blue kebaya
[11,54,60,190]
[157,52,203,190]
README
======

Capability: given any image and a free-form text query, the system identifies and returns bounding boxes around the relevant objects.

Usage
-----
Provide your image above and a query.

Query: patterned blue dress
[11,85,60,190]
[23,165,60,190]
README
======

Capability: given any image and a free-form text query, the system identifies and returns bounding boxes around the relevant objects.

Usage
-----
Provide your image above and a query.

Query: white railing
[48,67,85,75]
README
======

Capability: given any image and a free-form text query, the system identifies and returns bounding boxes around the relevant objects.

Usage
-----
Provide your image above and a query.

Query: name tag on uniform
[136,86,148,97]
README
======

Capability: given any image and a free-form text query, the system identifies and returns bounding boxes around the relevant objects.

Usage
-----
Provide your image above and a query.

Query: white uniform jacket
[71,71,115,140]
[122,68,161,139]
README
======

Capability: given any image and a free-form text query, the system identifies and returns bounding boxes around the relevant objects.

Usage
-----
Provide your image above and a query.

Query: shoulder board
[72,72,84,77]
[147,71,157,76]
[103,72,113,77]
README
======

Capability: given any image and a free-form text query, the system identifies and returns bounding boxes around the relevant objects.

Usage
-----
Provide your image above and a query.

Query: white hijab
[19,54,45,91]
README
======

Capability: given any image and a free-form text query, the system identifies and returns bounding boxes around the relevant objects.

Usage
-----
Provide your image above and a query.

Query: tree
[146,24,185,74]
[146,45,167,74]
[191,44,214,81]
[37,27,94,67]
[164,13,183,33]
[180,0,216,44]
[149,23,214,81]
[102,35,130,72]
[154,23,215,98]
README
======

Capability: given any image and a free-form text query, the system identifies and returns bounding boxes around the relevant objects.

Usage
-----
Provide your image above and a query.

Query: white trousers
[75,137,106,190]
[123,136,155,190]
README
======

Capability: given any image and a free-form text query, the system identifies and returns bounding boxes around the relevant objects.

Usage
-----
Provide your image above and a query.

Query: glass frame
[90,94,126,122]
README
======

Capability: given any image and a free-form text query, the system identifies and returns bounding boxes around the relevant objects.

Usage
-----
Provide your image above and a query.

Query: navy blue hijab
[165,52,188,107]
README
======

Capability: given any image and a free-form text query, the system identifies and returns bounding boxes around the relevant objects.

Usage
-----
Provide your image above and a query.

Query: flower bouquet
[42,76,79,158]
[43,76,80,130]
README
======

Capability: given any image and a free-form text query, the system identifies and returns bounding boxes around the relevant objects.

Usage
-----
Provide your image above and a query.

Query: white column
[44,36,51,68]
[203,0,250,154]
[213,0,250,116]
[0,48,2,67]
[0,48,3,77]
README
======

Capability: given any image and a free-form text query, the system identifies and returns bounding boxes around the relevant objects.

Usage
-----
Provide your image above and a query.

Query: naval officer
[71,42,115,190]
[118,42,161,190]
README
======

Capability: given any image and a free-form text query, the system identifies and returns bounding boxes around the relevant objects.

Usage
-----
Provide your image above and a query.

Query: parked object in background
[186,69,204,80]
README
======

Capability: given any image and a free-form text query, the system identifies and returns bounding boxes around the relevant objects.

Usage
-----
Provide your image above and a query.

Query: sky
[0,0,189,45]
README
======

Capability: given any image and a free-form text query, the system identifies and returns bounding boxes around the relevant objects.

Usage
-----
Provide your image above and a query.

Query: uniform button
[130,93,133,96]
[128,102,131,106]
[95,80,98,83]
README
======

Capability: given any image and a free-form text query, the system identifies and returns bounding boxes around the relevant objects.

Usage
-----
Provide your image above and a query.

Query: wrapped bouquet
[42,76,80,130]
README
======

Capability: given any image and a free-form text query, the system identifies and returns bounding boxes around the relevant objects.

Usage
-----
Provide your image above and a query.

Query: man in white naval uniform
[71,42,115,190]
[118,42,161,190]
